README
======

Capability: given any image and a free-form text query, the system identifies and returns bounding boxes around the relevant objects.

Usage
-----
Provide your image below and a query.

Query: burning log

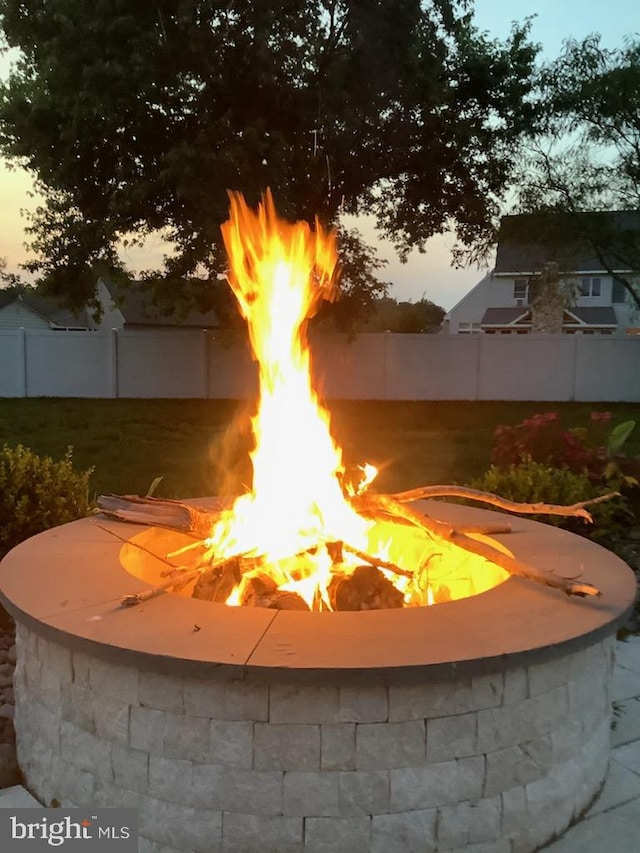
[357,493,601,598]
[98,494,216,538]
[192,557,242,603]
[241,575,310,610]
[330,565,405,611]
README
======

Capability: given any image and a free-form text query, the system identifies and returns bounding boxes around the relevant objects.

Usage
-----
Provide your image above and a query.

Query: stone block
[356,720,425,770]
[30,702,61,750]
[183,677,268,721]
[60,682,96,732]
[221,813,303,853]
[371,809,437,853]
[477,684,569,753]
[503,666,528,705]
[467,795,502,843]
[94,697,131,746]
[339,686,388,722]
[130,705,165,755]
[456,755,485,801]
[59,720,113,782]
[305,816,371,852]
[390,761,458,811]
[210,719,253,768]
[89,781,144,810]
[254,722,320,771]
[484,735,553,796]
[527,652,575,696]
[339,769,389,815]
[90,657,139,704]
[436,801,472,847]
[38,663,64,709]
[283,770,340,816]
[43,640,73,685]
[148,754,193,803]
[472,671,504,709]
[190,763,225,810]
[550,717,584,764]
[500,784,527,837]
[23,653,42,695]
[139,671,184,714]
[71,650,92,687]
[50,756,94,805]
[321,723,356,771]
[139,796,222,853]
[163,711,211,761]
[426,712,477,762]
[218,767,283,815]
[388,680,473,721]
[269,685,340,724]
[111,741,149,793]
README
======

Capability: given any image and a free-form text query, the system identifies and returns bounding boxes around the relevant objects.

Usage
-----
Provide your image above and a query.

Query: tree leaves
[1,0,540,316]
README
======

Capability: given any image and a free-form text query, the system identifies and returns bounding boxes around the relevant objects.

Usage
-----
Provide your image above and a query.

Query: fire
[192,191,508,611]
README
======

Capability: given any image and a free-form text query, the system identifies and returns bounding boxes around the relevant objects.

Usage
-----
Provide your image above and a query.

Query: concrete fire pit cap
[0,501,635,685]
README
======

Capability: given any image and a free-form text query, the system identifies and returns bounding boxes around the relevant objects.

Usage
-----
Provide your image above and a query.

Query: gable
[0,298,50,329]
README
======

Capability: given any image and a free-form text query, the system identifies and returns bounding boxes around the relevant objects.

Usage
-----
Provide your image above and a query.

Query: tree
[514,35,640,310]
[0,0,540,315]
[355,296,445,333]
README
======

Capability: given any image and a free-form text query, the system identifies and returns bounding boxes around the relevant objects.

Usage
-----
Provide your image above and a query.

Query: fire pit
[1,193,634,851]
[0,501,635,852]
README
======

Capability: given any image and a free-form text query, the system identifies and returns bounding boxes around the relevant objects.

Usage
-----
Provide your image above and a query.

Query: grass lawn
[0,398,639,500]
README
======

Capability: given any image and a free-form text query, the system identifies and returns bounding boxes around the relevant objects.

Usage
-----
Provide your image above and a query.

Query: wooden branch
[389,485,620,523]
[356,494,601,598]
[342,543,414,578]
[121,568,202,607]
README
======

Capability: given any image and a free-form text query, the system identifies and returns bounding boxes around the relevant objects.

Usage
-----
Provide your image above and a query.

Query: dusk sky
[1,0,639,310]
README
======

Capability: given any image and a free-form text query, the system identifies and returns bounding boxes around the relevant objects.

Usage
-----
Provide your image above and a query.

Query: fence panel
[25,330,113,398]
[0,329,638,402]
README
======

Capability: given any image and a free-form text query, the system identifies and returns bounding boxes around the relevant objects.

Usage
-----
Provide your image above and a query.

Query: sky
[1,0,639,310]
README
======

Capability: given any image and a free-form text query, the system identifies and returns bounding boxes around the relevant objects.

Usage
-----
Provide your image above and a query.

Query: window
[612,279,627,303]
[579,277,601,297]
[513,279,528,305]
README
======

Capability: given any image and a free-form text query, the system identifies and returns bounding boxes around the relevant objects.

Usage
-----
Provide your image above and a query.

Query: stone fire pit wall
[14,624,613,853]
[2,503,634,853]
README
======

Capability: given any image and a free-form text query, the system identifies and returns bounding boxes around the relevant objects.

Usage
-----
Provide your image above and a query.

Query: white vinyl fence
[0,328,638,401]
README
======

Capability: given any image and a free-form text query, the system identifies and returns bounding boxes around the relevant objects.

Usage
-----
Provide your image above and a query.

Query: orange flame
[208,191,372,608]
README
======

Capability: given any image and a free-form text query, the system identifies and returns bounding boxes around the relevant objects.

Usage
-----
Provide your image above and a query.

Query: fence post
[17,327,27,398]
[109,329,119,398]
[201,330,210,399]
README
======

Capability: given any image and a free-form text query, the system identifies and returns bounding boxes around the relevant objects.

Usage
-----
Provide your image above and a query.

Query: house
[0,278,219,332]
[97,278,219,331]
[443,211,639,335]
[0,289,100,330]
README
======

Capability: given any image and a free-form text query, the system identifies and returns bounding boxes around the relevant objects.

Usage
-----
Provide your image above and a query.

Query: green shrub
[0,444,93,559]
[471,458,629,540]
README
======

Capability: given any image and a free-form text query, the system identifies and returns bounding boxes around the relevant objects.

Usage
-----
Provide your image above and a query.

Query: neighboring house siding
[446,272,637,335]
[0,302,50,330]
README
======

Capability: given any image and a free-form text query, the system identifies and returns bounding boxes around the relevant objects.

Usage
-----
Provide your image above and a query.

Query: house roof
[481,305,618,329]
[103,280,219,328]
[0,290,93,328]
[481,307,529,326]
[495,210,640,275]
